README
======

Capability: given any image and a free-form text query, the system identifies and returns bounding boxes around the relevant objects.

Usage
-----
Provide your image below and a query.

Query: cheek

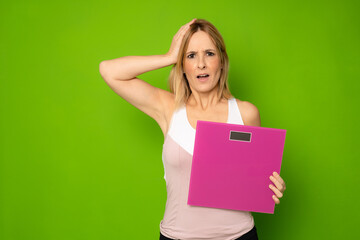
[202,56,220,70]
[210,58,221,68]
[183,61,196,73]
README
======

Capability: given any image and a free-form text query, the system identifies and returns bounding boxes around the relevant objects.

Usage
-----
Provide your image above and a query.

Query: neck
[187,87,223,111]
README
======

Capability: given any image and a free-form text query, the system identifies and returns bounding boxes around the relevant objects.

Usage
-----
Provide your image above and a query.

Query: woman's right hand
[166,18,197,64]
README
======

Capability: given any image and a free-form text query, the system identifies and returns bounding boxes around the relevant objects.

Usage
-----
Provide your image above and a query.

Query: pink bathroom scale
[187,120,287,214]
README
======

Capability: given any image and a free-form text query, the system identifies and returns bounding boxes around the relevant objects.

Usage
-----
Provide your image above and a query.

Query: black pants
[159,225,258,240]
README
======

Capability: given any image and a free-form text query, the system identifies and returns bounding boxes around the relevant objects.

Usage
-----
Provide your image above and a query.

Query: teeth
[197,74,209,78]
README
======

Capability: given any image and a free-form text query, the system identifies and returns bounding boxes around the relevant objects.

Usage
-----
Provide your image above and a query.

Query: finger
[174,26,188,39]
[181,21,192,29]
[189,18,196,24]
[273,172,286,187]
[187,18,196,25]
[272,172,286,191]
[179,19,195,30]
[174,28,184,38]
[177,26,190,39]
[269,184,283,199]
[182,19,195,31]
[180,26,189,34]
[272,195,280,204]
[183,21,194,30]
[174,19,196,40]
[269,175,285,193]
[177,25,189,36]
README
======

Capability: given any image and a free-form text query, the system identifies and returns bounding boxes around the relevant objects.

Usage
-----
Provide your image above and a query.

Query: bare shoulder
[235,99,261,127]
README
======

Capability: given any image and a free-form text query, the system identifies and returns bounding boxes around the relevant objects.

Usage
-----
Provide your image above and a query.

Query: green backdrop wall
[1,0,359,239]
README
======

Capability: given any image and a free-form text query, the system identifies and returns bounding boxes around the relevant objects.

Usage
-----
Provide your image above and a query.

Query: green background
[1,0,359,239]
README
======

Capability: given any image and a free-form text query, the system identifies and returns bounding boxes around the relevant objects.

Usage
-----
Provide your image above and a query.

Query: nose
[197,55,206,69]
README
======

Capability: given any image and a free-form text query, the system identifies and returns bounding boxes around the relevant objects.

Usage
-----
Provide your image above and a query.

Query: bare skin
[99,18,286,204]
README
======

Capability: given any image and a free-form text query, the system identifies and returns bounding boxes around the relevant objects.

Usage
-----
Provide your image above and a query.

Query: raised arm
[100,54,175,81]
[99,19,196,133]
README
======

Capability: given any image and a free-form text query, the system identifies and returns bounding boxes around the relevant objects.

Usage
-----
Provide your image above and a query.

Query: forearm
[99,54,176,80]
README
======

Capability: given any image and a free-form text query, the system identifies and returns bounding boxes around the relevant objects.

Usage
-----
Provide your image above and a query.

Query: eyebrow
[186,49,216,54]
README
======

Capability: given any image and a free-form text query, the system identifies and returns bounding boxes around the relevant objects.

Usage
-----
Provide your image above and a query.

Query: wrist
[164,53,177,65]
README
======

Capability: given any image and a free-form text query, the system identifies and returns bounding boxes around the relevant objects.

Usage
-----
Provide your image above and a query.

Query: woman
[99,18,286,240]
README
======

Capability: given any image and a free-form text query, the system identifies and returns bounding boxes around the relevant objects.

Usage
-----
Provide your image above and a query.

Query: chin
[193,84,218,93]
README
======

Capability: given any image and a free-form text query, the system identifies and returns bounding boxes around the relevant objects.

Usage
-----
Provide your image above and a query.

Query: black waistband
[159,225,258,240]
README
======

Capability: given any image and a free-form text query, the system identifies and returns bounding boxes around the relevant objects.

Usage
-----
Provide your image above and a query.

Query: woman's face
[183,31,222,94]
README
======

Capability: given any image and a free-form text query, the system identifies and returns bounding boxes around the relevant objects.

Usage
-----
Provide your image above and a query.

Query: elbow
[99,61,109,79]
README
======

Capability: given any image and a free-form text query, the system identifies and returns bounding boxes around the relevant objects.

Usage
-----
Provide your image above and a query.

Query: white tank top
[159,97,255,240]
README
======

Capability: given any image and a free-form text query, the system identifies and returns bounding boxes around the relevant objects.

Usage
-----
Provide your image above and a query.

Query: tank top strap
[228,97,244,125]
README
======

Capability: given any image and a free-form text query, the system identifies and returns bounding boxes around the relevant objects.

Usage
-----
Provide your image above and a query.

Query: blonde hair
[168,19,233,110]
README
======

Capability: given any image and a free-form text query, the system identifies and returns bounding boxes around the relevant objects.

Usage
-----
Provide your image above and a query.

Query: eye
[207,51,215,56]
[187,53,195,59]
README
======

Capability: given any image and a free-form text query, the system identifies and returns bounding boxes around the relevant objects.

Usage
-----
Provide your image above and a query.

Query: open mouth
[197,74,210,81]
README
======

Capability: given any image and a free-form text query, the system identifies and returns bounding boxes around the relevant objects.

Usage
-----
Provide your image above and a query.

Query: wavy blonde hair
[168,19,233,110]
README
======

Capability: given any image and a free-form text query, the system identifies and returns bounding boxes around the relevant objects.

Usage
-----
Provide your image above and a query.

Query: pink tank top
[159,97,255,240]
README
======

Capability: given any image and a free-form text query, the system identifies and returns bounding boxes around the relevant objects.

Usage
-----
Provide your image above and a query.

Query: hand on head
[166,18,197,64]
